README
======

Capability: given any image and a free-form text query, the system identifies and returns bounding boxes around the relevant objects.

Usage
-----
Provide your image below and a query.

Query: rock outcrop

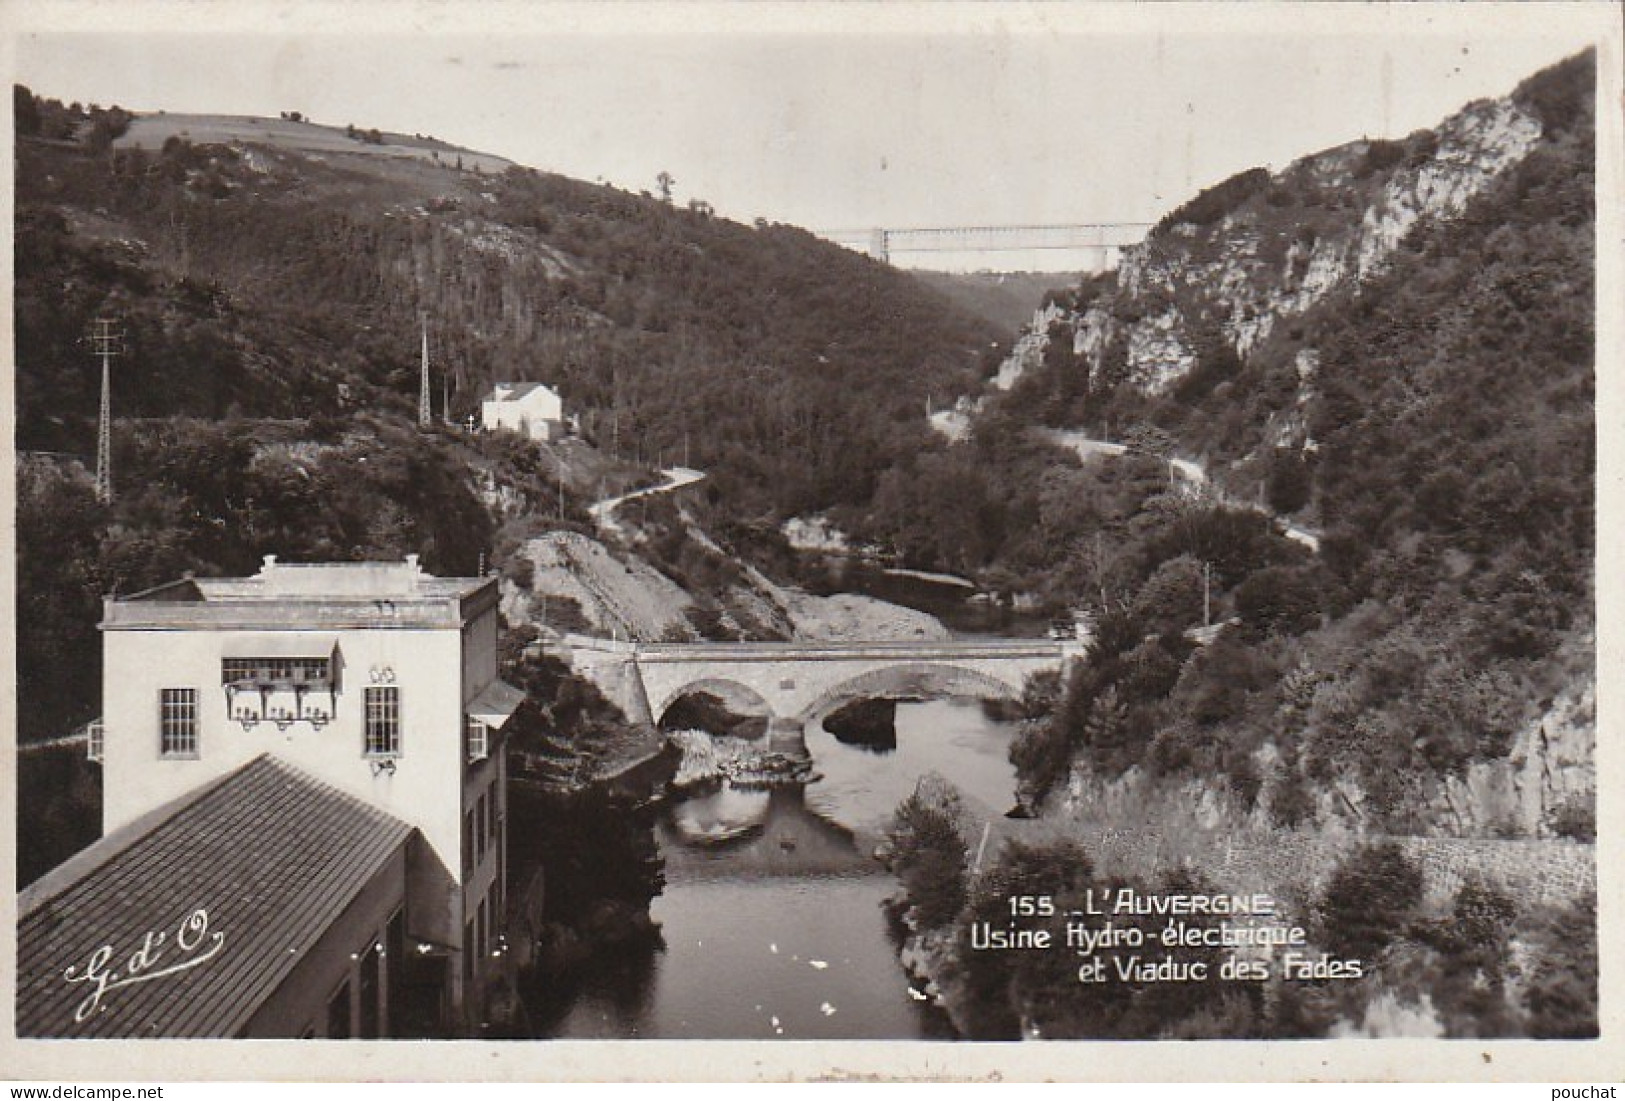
[983,85,1548,409]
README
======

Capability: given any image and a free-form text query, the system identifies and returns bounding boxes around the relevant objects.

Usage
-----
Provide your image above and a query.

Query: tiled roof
[468,678,526,729]
[17,756,414,1037]
[485,381,556,402]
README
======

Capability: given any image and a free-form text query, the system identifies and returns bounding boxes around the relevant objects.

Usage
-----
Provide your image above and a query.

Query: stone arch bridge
[560,635,1086,757]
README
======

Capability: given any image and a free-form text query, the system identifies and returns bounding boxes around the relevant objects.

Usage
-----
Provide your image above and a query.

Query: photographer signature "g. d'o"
[63,908,226,1022]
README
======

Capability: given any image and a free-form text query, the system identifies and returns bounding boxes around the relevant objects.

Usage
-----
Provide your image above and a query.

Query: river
[531,698,1021,1039]
[802,555,1051,639]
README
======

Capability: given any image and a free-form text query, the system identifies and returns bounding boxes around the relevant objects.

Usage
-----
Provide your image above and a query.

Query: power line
[89,316,123,504]
[418,315,432,429]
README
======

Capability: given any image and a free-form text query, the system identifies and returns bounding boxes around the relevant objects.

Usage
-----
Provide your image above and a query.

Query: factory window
[159,689,198,758]
[364,687,400,757]
[465,716,489,763]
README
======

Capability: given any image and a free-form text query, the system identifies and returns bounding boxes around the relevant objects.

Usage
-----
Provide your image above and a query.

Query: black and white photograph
[5,0,1619,1083]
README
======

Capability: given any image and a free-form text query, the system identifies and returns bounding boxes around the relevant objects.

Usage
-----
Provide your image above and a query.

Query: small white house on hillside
[482,381,565,441]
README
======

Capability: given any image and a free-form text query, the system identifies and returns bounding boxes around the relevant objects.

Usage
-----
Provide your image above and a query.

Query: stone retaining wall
[1078,827,1595,914]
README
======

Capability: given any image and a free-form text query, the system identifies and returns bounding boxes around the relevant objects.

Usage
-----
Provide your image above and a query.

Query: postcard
[4,0,1620,1084]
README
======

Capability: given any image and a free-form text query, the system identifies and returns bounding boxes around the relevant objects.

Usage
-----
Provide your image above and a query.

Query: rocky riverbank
[667,729,819,790]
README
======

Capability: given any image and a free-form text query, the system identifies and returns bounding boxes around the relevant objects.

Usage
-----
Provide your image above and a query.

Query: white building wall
[482,386,563,441]
[102,625,466,889]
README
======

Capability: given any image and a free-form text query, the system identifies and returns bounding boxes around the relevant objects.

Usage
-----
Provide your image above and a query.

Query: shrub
[1010,715,1072,806]
[1546,791,1595,842]
[1268,769,1316,829]
[1265,448,1314,515]
[505,554,535,590]
[1155,167,1272,233]
[1358,139,1406,177]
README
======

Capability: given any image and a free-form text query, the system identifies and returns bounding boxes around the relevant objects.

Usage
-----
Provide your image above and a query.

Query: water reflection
[806,698,1022,835]
[667,784,771,846]
[802,557,1049,639]
[531,698,1018,1039]
[662,784,871,879]
[524,929,662,1039]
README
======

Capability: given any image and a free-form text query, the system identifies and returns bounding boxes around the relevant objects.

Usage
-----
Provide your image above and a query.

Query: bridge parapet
[562,634,1087,749]
[629,640,1068,663]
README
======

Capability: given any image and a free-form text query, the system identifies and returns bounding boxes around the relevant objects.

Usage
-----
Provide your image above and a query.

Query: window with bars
[465,716,489,763]
[363,686,400,757]
[160,689,198,758]
[221,657,331,685]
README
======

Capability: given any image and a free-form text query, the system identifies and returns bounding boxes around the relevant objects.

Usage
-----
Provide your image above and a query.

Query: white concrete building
[37,554,528,1035]
[481,381,565,441]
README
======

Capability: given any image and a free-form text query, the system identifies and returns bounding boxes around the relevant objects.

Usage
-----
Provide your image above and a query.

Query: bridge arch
[651,677,775,729]
[796,662,1022,726]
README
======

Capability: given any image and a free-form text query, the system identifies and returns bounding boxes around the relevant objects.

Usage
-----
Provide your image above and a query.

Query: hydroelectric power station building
[17,556,525,1038]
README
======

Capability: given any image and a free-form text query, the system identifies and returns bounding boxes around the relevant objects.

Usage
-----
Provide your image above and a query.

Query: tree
[656,171,675,204]
[1132,554,1205,635]
[952,839,1096,1038]
[1521,892,1598,1038]
[883,775,969,931]
[1235,564,1323,636]
[1318,842,1422,960]
[14,83,40,137]
[1264,447,1313,514]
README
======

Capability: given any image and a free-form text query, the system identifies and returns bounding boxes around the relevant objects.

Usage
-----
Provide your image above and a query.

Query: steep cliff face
[980,62,1566,429]
[1433,670,1595,840]
[966,50,1594,844]
[1071,92,1544,399]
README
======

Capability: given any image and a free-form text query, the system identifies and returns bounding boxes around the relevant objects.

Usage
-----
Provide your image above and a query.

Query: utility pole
[1202,560,1212,629]
[418,317,432,429]
[1095,531,1107,608]
[90,317,122,504]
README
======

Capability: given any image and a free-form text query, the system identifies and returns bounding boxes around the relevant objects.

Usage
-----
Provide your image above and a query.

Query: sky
[5,2,1611,270]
